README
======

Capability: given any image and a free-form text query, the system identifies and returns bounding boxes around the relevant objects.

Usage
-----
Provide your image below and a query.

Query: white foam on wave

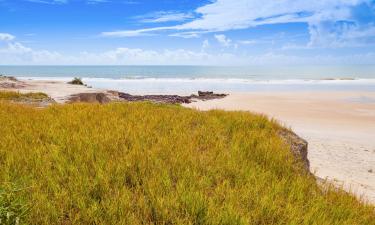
[17,76,375,84]
[16,76,375,94]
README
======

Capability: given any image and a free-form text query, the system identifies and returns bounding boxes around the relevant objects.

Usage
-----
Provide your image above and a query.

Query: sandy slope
[2,77,374,204]
[0,78,104,103]
[185,91,375,204]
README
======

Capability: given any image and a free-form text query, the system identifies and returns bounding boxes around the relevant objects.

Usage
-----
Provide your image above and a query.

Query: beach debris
[117,91,228,104]
[368,169,373,173]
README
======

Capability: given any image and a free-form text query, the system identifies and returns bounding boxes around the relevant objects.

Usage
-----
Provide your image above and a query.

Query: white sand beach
[185,91,375,204]
[0,78,105,103]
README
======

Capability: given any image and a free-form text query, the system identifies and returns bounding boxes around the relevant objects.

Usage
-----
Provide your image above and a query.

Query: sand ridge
[185,91,375,204]
[1,77,374,204]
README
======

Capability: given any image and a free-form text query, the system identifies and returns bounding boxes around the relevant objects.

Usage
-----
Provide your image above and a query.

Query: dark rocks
[278,129,310,172]
[68,93,111,104]
[118,92,192,104]
[118,91,228,104]
[196,91,228,100]
[67,90,227,105]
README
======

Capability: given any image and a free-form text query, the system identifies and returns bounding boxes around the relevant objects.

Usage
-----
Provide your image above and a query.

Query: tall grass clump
[0,183,29,225]
[0,100,374,224]
[0,91,48,102]
[68,77,84,85]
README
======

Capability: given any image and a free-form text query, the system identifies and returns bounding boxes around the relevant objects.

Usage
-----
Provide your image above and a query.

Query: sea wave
[17,76,375,84]
[15,76,375,94]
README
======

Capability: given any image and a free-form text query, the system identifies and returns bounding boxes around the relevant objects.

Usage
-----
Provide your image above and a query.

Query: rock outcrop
[66,91,228,104]
[68,93,111,104]
[117,91,228,104]
[118,92,192,104]
[195,91,227,100]
[278,129,310,172]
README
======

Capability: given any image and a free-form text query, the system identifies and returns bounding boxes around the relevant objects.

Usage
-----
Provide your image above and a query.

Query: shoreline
[11,76,375,95]
[1,77,374,204]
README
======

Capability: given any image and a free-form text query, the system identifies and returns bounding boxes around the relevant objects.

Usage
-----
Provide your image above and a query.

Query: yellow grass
[0,91,49,102]
[0,100,374,224]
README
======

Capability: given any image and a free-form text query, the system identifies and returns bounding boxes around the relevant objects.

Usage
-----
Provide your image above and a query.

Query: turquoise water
[1,65,375,94]
[1,65,375,79]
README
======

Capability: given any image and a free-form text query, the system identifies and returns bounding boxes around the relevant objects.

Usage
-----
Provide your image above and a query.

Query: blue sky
[0,0,375,65]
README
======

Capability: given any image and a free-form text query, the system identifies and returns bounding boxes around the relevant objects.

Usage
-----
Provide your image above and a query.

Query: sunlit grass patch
[0,91,49,102]
[0,101,373,224]
[0,183,29,225]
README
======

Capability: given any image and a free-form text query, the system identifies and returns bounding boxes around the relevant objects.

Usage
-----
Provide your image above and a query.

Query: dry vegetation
[68,77,84,85]
[0,91,49,102]
[0,98,374,224]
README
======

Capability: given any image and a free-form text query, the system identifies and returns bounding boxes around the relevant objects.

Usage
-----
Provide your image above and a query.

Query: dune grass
[0,101,374,224]
[0,91,49,102]
[68,77,84,85]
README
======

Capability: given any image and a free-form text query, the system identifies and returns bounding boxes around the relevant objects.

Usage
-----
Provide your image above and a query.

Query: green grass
[0,91,49,102]
[0,183,29,225]
[68,77,84,85]
[0,101,374,224]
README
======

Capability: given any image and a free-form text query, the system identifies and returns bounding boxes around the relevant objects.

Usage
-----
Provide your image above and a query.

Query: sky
[0,0,375,65]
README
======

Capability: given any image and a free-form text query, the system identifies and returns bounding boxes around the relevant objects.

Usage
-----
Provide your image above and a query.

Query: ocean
[1,65,375,94]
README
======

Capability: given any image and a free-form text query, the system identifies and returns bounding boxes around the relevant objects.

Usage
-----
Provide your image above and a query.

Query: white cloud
[26,0,119,4]
[0,42,62,64]
[1,32,374,65]
[0,33,15,41]
[238,40,258,45]
[308,21,375,48]
[102,27,172,37]
[214,34,232,47]
[1,43,374,65]
[0,44,241,65]
[26,0,68,4]
[86,0,109,4]
[169,32,200,38]
[137,11,194,23]
[102,0,374,47]
[0,33,62,64]
[202,39,210,50]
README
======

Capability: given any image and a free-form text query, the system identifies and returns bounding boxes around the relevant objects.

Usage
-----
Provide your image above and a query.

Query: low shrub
[68,77,84,85]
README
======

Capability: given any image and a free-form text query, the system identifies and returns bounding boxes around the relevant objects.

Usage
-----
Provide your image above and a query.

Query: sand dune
[2,77,374,204]
[185,91,375,204]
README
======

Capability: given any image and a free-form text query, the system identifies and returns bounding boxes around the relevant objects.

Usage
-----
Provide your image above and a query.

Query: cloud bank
[1,33,374,65]
[102,0,375,47]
